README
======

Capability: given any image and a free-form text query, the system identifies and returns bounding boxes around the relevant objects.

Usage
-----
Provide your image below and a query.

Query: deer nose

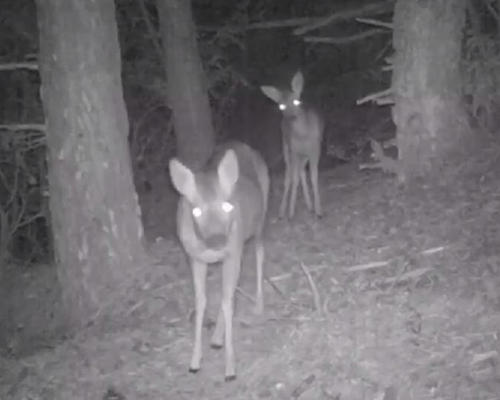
[205,234,227,249]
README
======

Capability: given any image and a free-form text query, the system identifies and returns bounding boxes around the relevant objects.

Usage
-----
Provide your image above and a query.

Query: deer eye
[293,99,301,107]
[221,201,234,213]
[192,207,202,218]
[279,103,287,111]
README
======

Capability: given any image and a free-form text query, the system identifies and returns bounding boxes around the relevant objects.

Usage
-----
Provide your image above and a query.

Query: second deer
[261,71,323,219]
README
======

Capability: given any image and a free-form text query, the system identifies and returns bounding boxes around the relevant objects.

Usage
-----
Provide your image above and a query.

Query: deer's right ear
[261,86,282,104]
[169,158,197,202]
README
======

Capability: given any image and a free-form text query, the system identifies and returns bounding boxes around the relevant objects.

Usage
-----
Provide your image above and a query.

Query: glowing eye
[279,104,286,111]
[293,99,301,107]
[221,201,234,213]
[192,207,202,218]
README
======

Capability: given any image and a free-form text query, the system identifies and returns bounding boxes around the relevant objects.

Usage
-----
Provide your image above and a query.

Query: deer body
[261,71,323,219]
[169,141,269,382]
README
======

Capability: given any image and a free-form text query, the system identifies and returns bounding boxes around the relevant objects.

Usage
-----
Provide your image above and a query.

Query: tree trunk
[157,0,215,169]
[392,0,471,181]
[36,0,146,328]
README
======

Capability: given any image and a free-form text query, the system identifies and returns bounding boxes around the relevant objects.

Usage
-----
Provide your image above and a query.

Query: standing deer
[169,141,269,382]
[261,71,323,219]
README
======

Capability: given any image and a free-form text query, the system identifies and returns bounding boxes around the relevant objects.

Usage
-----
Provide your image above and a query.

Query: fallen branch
[376,267,432,284]
[299,262,322,315]
[269,264,328,282]
[420,246,446,255]
[358,139,400,175]
[471,350,498,365]
[344,261,390,272]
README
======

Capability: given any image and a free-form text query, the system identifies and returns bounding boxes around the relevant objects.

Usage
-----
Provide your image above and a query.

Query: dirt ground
[1,144,500,400]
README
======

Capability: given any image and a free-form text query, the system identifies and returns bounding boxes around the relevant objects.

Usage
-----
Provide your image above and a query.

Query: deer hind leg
[300,164,312,212]
[288,154,304,219]
[279,142,292,219]
[309,150,322,218]
[253,236,264,315]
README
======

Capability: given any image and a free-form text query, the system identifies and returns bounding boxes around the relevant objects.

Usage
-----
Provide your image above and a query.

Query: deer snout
[204,233,228,250]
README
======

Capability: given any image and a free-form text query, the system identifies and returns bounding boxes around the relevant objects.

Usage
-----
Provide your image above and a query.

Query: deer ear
[261,86,282,104]
[169,158,197,203]
[217,149,239,197]
[291,71,304,97]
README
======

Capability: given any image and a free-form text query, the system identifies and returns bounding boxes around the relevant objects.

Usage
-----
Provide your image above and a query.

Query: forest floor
[1,144,500,400]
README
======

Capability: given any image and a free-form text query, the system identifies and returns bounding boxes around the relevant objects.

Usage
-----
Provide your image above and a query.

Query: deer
[169,141,270,382]
[261,71,324,220]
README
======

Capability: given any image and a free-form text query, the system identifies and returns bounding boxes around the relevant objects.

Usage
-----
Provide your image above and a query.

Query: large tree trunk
[157,0,215,169]
[392,0,470,181]
[36,0,145,328]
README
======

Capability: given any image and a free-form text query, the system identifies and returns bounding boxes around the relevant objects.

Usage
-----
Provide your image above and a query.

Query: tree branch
[0,124,46,132]
[138,0,165,68]
[198,17,315,32]
[356,17,393,30]
[304,28,389,45]
[0,62,38,71]
[293,0,395,35]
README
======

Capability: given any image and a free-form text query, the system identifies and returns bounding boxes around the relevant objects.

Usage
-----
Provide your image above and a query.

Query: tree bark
[36,0,145,328]
[392,0,471,181]
[157,0,215,169]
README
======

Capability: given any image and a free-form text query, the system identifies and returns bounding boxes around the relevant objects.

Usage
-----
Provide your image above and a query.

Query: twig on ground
[345,261,390,272]
[299,262,322,315]
[420,246,446,255]
[264,276,286,298]
[377,267,432,285]
[270,264,328,282]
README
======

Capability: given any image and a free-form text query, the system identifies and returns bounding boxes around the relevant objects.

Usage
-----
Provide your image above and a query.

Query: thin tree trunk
[392,0,471,181]
[36,0,146,328]
[157,0,215,169]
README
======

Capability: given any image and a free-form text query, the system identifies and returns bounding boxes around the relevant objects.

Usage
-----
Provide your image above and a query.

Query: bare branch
[0,124,46,132]
[356,17,393,30]
[198,17,315,32]
[357,88,393,105]
[0,62,38,72]
[16,210,45,230]
[138,0,165,67]
[294,0,395,36]
[304,28,389,45]
[484,0,500,29]
[0,169,12,203]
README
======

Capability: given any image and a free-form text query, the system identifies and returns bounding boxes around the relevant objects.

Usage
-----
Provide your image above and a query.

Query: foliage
[0,130,50,266]
[127,98,175,187]
[462,26,500,132]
